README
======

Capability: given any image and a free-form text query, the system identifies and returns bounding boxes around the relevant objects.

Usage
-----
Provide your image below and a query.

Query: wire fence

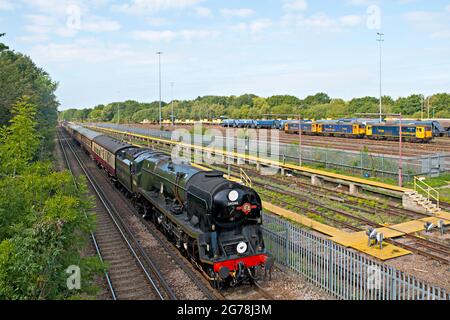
[262,212,449,300]
[94,123,449,181]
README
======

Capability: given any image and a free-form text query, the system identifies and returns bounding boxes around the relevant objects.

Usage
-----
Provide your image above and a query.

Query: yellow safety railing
[414,176,440,209]
[240,168,252,188]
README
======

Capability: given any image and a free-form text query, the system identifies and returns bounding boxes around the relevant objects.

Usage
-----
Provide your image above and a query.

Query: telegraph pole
[377,33,384,122]
[170,82,175,125]
[157,51,163,126]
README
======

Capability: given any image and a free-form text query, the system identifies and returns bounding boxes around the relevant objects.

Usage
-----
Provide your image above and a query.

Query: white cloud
[22,0,111,15]
[24,14,56,34]
[30,38,135,63]
[132,30,177,41]
[0,0,15,10]
[283,0,308,11]
[132,28,218,42]
[282,12,364,31]
[19,6,120,43]
[21,0,81,15]
[340,15,364,27]
[146,17,169,26]
[82,16,121,32]
[220,8,255,18]
[404,10,450,38]
[228,19,273,34]
[446,5,450,13]
[249,19,273,33]
[229,23,247,32]
[113,0,204,15]
[195,6,212,18]
[346,0,370,5]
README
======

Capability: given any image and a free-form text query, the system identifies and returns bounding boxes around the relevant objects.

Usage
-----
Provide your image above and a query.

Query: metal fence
[93,123,449,181]
[262,213,449,300]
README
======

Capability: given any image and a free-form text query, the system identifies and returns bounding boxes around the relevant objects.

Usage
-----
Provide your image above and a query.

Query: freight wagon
[253,120,280,129]
[236,119,256,128]
[221,119,237,128]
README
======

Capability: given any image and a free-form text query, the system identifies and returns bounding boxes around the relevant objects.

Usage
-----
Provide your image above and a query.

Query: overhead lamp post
[421,95,424,120]
[376,32,384,122]
[157,51,163,126]
[170,82,175,125]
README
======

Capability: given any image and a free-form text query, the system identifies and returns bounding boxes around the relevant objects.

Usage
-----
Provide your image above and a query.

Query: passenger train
[63,123,273,288]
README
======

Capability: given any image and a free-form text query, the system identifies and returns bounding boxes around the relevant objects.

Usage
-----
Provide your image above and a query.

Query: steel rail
[110,180,222,300]
[60,129,176,300]
[57,130,118,300]
[65,130,220,300]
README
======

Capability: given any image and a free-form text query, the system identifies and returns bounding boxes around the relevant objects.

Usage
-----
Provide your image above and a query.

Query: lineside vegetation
[0,33,102,300]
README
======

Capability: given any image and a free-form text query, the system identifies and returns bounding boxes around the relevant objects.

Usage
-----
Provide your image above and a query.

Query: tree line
[0,33,101,299]
[60,92,450,124]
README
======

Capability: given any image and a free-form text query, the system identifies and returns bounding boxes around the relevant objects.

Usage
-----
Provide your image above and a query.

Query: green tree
[393,94,423,115]
[267,95,301,107]
[303,92,331,106]
[429,93,450,115]
[0,44,58,156]
[348,96,379,115]
[0,96,40,175]
[0,33,9,52]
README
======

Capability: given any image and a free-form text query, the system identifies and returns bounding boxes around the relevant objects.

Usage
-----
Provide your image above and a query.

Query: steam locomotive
[64,123,272,288]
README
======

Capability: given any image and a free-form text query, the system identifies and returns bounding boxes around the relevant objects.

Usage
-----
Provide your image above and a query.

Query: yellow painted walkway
[263,202,411,260]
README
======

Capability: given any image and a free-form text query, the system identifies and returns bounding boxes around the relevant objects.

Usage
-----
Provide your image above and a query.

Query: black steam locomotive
[65,123,272,288]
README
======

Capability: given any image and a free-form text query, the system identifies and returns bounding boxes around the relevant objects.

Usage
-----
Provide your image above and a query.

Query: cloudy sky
[1,0,450,110]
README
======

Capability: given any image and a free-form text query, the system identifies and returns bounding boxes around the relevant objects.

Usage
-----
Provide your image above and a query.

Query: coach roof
[77,127,103,141]
[93,135,133,154]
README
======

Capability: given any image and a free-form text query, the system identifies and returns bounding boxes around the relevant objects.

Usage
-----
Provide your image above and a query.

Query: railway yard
[131,123,450,157]
[57,122,450,300]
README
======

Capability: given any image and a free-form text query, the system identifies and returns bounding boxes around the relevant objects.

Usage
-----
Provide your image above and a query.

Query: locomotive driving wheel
[207,268,221,290]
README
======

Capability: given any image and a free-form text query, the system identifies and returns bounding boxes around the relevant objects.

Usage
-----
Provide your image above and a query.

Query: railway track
[59,128,225,300]
[58,130,176,300]
[232,164,431,220]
